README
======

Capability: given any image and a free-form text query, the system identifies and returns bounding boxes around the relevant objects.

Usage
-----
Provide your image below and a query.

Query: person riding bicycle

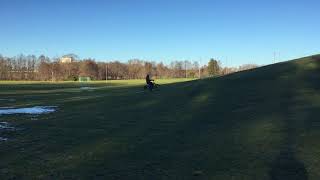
[146,74,154,90]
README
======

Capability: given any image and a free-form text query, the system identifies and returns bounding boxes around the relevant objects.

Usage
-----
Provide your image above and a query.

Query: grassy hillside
[1,55,320,179]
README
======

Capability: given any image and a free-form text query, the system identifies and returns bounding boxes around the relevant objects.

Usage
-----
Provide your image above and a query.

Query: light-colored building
[60,56,73,63]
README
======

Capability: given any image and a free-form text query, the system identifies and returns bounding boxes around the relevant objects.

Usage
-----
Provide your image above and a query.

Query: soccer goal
[78,76,91,82]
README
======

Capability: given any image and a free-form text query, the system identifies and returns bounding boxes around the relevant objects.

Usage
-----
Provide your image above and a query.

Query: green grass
[1,55,320,179]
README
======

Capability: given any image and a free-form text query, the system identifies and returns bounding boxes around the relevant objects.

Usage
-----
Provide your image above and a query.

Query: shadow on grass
[269,150,308,180]
[268,55,320,180]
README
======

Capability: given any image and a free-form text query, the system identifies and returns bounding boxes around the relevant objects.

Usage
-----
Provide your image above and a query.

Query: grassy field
[1,55,320,179]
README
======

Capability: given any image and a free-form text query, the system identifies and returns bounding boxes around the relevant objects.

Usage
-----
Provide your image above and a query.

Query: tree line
[0,54,258,81]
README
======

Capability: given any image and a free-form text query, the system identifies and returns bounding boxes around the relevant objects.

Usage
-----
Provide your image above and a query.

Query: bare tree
[0,54,229,80]
[79,59,98,79]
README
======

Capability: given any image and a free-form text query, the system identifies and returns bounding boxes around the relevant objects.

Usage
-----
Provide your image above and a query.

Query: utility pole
[51,65,54,82]
[185,60,187,78]
[278,52,281,62]
[226,56,228,67]
[105,63,108,83]
[273,52,276,64]
[198,58,201,79]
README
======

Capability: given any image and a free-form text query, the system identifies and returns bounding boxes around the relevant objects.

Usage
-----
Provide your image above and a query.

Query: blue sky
[0,0,319,66]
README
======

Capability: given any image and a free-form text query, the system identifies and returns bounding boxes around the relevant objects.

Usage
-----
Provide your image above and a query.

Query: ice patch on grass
[135,91,145,94]
[0,98,15,102]
[0,122,15,130]
[0,137,8,141]
[80,87,96,90]
[0,122,15,142]
[0,106,57,115]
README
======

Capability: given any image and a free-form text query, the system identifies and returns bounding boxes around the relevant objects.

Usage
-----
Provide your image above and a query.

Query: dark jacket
[146,75,153,84]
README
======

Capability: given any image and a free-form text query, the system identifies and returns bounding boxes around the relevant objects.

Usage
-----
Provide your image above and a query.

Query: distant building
[60,56,74,63]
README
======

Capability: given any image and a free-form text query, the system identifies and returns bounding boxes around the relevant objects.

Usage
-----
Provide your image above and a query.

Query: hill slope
[1,55,320,179]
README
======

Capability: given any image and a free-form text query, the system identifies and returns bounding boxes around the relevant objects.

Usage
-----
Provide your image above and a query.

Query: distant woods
[0,54,258,81]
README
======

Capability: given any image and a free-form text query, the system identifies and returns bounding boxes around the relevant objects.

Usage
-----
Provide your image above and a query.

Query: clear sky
[0,0,319,66]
